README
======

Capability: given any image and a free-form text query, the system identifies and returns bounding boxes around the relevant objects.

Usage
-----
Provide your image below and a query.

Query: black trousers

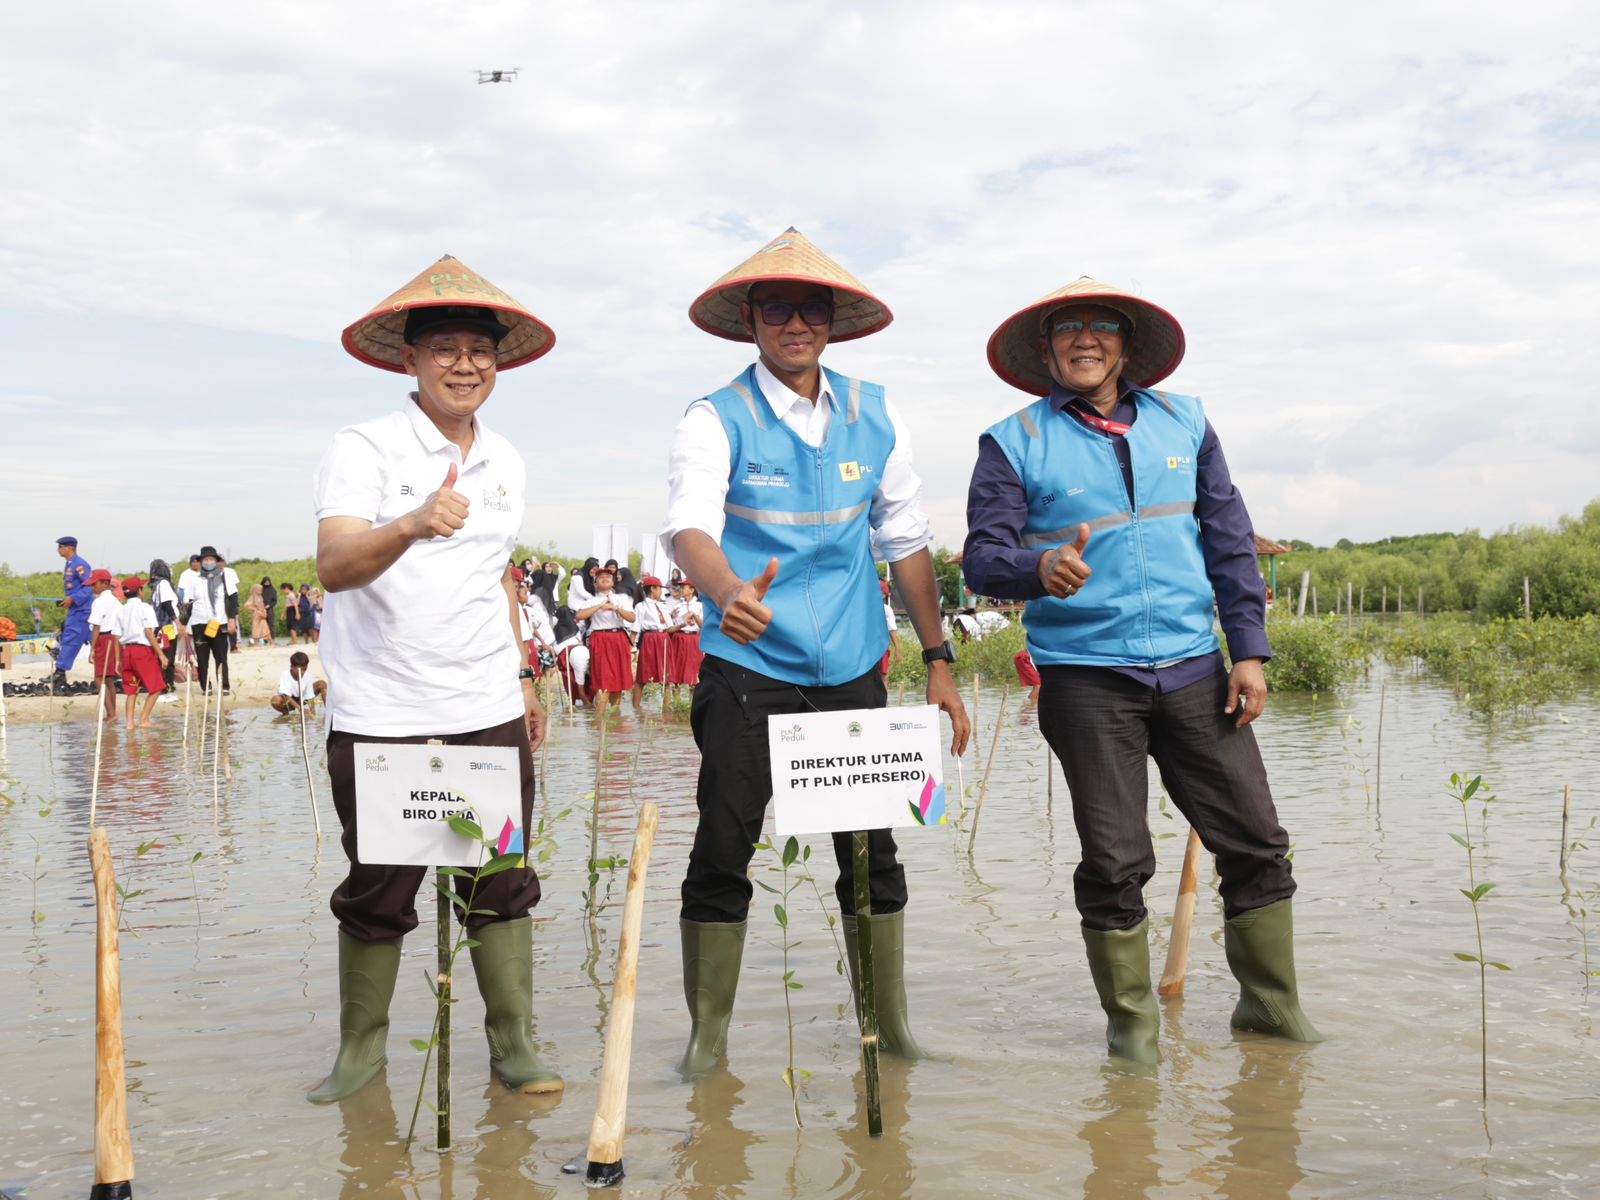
[327,715,542,942]
[680,655,907,924]
[1038,666,1295,931]
[191,625,231,693]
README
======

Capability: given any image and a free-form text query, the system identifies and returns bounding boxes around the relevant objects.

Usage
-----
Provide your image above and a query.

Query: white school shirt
[187,570,238,627]
[677,598,703,634]
[117,598,157,646]
[884,600,897,633]
[150,578,178,624]
[176,568,200,603]
[636,598,670,632]
[662,359,933,563]
[585,592,634,633]
[567,572,595,611]
[526,594,555,645]
[88,591,122,634]
[314,396,526,737]
[278,669,318,701]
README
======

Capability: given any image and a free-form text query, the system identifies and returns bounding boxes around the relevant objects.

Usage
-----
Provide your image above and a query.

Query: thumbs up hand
[406,461,471,541]
[1037,523,1093,599]
[718,557,780,645]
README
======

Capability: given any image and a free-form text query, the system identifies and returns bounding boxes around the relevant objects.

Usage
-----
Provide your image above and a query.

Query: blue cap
[56,536,78,547]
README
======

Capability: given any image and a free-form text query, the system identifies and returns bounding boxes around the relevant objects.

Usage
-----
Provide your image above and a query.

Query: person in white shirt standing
[187,544,238,695]
[631,575,672,710]
[306,255,560,1106]
[86,568,123,720]
[574,564,635,714]
[115,577,168,729]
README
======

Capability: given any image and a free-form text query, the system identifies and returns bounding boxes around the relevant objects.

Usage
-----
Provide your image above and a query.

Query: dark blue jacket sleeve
[962,434,1049,601]
[1195,420,1271,662]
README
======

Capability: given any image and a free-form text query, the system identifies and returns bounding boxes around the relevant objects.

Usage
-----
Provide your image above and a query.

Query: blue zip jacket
[698,364,893,686]
[985,389,1220,667]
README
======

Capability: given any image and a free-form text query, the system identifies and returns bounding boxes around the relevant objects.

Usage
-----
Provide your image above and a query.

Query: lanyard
[1068,401,1132,437]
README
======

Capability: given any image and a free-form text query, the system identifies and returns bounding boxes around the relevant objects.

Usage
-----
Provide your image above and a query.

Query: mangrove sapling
[754,835,811,1128]
[1446,772,1511,1106]
[114,838,159,937]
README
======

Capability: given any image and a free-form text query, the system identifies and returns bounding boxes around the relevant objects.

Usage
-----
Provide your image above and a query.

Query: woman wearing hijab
[187,544,238,694]
[247,584,271,646]
[569,557,599,612]
[148,558,181,693]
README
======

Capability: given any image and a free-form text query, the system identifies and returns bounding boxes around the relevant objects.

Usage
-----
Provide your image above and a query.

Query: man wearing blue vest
[665,228,970,1077]
[964,277,1319,1064]
[53,535,93,692]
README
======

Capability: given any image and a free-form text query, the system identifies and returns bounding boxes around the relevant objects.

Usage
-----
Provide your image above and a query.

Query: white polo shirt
[187,570,238,628]
[88,590,122,634]
[313,395,525,737]
[586,591,634,633]
[278,669,319,701]
[117,598,157,646]
[636,597,669,632]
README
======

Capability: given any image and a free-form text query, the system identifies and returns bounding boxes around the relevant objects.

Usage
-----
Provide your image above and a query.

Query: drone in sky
[476,68,519,84]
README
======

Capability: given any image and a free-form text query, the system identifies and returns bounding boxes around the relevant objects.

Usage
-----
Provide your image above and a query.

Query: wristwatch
[921,640,957,666]
[517,667,537,680]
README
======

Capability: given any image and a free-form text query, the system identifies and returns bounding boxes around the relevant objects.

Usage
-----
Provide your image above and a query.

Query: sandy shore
[0,641,324,724]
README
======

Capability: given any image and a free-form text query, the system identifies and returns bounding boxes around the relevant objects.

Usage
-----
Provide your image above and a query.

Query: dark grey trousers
[1038,665,1295,931]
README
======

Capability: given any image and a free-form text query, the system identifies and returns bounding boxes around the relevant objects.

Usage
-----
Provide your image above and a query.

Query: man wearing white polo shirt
[306,257,561,1105]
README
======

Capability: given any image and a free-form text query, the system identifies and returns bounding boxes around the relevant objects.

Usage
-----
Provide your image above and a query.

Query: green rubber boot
[307,931,402,1104]
[1082,921,1160,1065]
[1224,899,1323,1042]
[470,918,564,1093]
[680,918,747,1078]
[842,911,925,1060]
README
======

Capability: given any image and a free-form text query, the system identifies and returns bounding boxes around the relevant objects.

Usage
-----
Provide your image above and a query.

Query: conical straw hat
[341,254,556,373]
[987,276,1185,395]
[689,227,892,342]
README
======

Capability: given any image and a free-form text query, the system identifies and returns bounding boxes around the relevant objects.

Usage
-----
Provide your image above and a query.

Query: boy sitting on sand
[271,651,327,714]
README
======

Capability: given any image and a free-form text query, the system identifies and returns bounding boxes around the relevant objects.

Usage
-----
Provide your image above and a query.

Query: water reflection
[1080,1063,1160,1199]
[835,1061,915,1200]
[335,1072,410,1198]
[1210,1042,1308,1199]
[673,1072,757,1198]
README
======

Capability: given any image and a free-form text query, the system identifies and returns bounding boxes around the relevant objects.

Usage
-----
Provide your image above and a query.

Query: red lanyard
[1069,403,1132,437]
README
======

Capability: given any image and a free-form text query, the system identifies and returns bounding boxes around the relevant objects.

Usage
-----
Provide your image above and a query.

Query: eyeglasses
[1050,319,1124,339]
[418,343,499,370]
[756,299,834,327]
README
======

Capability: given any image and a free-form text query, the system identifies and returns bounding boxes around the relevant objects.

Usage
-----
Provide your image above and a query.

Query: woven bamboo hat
[987,276,1185,395]
[342,254,555,373]
[689,227,892,342]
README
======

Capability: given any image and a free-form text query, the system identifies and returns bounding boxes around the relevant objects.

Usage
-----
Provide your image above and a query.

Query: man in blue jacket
[963,277,1319,1064]
[665,228,970,1077]
[53,535,93,692]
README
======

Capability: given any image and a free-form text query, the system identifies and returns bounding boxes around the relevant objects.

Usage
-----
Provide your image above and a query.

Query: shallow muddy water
[2,666,1598,1198]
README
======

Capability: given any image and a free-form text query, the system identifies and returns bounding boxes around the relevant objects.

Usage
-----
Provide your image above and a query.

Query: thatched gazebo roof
[1254,535,1293,556]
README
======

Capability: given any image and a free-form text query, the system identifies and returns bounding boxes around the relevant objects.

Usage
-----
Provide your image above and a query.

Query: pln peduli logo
[778,723,805,743]
[364,754,389,773]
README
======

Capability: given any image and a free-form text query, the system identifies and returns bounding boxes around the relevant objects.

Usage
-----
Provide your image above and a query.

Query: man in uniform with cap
[665,228,971,1077]
[307,256,562,1104]
[53,536,93,690]
[963,277,1319,1064]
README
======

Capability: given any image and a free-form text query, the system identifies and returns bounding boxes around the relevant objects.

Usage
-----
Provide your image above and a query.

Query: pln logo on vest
[1167,456,1194,470]
[839,462,862,483]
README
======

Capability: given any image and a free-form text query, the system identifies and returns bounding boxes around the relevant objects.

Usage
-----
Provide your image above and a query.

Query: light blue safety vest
[698,365,893,686]
[985,389,1220,668]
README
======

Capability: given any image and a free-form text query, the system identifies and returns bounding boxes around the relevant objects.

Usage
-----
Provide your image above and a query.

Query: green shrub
[1261,616,1368,693]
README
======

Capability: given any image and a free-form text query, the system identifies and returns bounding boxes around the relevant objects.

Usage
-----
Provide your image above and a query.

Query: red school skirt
[121,644,165,695]
[589,629,635,693]
[558,646,594,704]
[1014,649,1041,687]
[667,631,702,685]
[636,631,671,685]
[93,635,122,678]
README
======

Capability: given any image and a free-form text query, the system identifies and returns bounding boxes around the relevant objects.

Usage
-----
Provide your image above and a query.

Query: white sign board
[769,705,948,836]
[591,524,629,566]
[353,743,525,867]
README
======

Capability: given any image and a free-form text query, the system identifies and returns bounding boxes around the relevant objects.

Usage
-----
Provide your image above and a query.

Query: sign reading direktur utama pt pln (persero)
[768,705,947,836]
[353,743,524,866]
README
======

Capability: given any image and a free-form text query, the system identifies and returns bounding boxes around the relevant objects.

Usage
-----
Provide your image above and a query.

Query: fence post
[1297,571,1310,617]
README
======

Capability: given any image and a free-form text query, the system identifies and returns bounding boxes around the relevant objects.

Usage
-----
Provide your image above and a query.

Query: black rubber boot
[307,932,402,1104]
[679,918,746,1078]
[1225,899,1323,1042]
[470,918,563,1093]
[1082,921,1161,1065]
[842,911,924,1059]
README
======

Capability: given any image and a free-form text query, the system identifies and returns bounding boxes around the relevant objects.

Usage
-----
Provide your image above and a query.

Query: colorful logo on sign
[908,777,947,827]
[496,817,525,857]
[847,721,863,737]
[429,756,444,774]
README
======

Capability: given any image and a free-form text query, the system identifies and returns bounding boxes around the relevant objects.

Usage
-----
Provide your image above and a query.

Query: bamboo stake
[589,714,610,909]
[90,680,109,829]
[181,664,191,756]
[584,802,661,1186]
[88,828,135,1196]
[954,753,966,817]
[972,673,980,732]
[436,868,450,1151]
[1044,743,1054,810]
[1158,828,1204,996]
[968,686,1009,854]
[1374,679,1386,813]
[1297,571,1310,617]
[1347,582,1354,633]
[1560,784,1573,871]
[298,693,322,838]
[851,831,882,1138]
[211,676,223,810]
[1524,576,1532,621]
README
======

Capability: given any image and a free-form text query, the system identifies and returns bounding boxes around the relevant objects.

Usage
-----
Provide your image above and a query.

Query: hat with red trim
[342,254,555,374]
[640,576,662,588]
[121,576,146,592]
[689,227,892,343]
[987,276,1185,395]
[87,568,113,585]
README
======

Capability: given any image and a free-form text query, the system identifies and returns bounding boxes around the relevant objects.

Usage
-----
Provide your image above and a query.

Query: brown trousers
[328,715,542,942]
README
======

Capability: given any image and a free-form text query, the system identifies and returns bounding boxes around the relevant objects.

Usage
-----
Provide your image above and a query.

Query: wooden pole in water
[1297,571,1310,617]
[851,830,883,1138]
[1347,582,1354,633]
[972,673,980,734]
[88,828,135,1198]
[1524,576,1532,621]
[584,802,661,1186]
[1382,584,1387,615]
[211,677,222,810]
[1158,828,1204,996]
[1044,743,1054,809]
[436,868,450,1150]
[968,686,1009,855]
[181,666,191,756]
[90,681,109,829]
[297,695,322,838]
[1374,679,1386,813]
[1560,784,1573,871]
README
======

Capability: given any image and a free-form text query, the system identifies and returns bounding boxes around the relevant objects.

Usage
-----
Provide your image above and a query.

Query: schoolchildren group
[302,230,1320,1119]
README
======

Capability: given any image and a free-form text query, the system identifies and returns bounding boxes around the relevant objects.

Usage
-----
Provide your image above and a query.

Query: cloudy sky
[4,2,1597,575]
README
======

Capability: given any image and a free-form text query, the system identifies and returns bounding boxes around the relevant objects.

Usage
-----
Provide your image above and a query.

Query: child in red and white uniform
[116,577,169,728]
[86,568,123,719]
[877,578,900,677]
[1013,648,1041,707]
[665,580,703,698]
[632,576,673,709]
[575,565,635,713]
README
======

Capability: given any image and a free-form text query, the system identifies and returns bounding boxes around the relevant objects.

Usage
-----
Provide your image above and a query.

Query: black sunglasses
[755,299,834,327]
